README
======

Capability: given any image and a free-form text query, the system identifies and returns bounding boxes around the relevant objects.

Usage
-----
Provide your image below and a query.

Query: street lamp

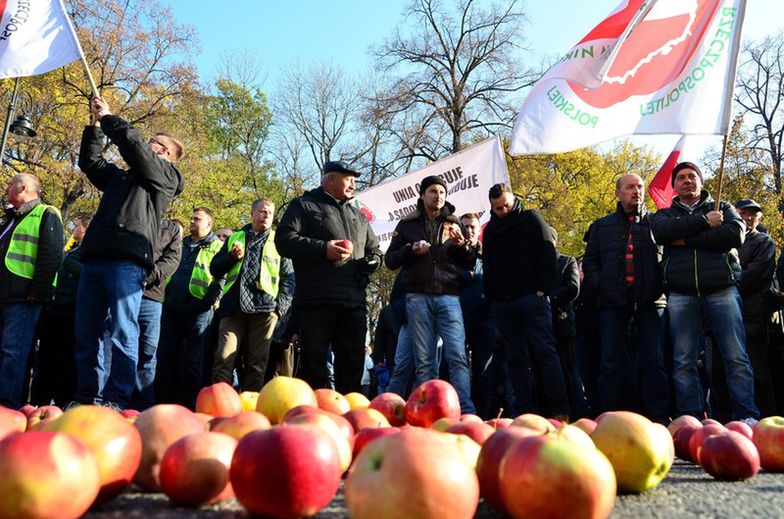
[0,77,37,166]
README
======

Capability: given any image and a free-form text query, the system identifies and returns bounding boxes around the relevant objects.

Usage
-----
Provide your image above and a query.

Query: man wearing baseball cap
[651,162,759,425]
[275,161,382,394]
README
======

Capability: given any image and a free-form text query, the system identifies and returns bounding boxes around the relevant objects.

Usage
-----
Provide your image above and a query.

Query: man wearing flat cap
[275,161,382,393]
[386,175,477,414]
[651,162,759,424]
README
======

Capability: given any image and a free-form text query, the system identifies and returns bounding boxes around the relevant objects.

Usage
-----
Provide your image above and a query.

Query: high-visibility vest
[5,204,61,286]
[222,230,281,298]
[188,238,223,299]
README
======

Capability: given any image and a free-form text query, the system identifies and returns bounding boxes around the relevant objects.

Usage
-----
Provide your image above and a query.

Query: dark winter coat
[78,116,184,271]
[143,220,182,303]
[551,253,579,337]
[738,228,775,336]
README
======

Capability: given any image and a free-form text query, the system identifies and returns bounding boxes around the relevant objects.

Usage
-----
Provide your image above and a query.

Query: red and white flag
[648,136,692,208]
[0,0,84,79]
[510,0,747,155]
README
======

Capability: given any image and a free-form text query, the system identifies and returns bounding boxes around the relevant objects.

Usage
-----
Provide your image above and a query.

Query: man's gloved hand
[357,257,380,275]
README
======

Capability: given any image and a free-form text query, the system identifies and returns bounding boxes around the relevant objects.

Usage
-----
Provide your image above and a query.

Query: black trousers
[298,305,367,394]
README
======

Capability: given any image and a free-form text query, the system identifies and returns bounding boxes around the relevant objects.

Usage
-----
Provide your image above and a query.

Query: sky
[163,0,782,161]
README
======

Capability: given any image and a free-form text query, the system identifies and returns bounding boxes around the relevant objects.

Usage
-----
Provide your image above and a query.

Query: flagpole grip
[713,133,729,211]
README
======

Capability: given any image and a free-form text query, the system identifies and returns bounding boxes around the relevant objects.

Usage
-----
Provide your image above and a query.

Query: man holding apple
[276,161,382,394]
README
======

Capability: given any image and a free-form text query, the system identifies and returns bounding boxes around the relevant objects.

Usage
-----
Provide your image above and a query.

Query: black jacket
[373,303,401,368]
[78,116,184,271]
[385,199,475,296]
[551,254,579,337]
[143,220,182,303]
[583,203,663,308]
[651,190,743,296]
[275,187,381,308]
[738,228,775,336]
[0,199,64,304]
[482,199,556,302]
[164,232,224,315]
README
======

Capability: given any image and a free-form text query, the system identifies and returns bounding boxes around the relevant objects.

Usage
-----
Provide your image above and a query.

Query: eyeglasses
[148,138,168,151]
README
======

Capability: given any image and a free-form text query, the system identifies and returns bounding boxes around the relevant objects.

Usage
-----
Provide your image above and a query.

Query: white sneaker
[741,417,759,427]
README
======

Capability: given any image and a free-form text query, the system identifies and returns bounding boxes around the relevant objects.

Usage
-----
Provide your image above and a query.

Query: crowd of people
[0,97,782,428]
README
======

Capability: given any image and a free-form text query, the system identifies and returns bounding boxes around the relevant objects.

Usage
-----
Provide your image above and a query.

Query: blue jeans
[406,294,475,414]
[387,322,414,397]
[133,298,162,410]
[0,303,42,408]
[74,261,145,409]
[598,305,669,421]
[492,294,569,417]
[669,287,759,420]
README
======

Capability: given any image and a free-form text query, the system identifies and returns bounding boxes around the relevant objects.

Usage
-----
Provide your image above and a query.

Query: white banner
[509,0,746,155]
[0,0,83,79]
[353,136,510,252]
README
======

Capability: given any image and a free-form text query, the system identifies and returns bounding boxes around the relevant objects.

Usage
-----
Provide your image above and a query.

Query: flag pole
[78,53,99,99]
[713,133,730,211]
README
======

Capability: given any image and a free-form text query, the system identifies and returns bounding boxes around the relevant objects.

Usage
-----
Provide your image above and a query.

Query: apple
[345,391,371,409]
[405,379,461,428]
[256,376,317,424]
[753,416,784,472]
[120,409,140,421]
[42,404,143,505]
[369,392,407,426]
[460,413,484,423]
[132,404,207,491]
[476,425,541,513]
[699,431,760,481]
[688,423,726,464]
[343,408,391,433]
[555,424,596,450]
[345,428,479,519]
[667,415,702,437]
[315,388,351,415]
[26,405,63,431]
[231,425,342,518]
[673,424,701,462]
[548,418,564,429]
[352,427,401,458]
[725,420,754,440]
[210,410,271,440]
[430,417,460,432]
[159,431,238,506]
[337,239,354,254]
[499,434,616,519]
[702,418,722,427]
[286,413,353,472]
[0,431,100,519]
[572,417,598,436]
[325,412,356,450]
[18,404,37,417]
[446,421,495,445]
[239,391,259,412]
[281,404,321,422]
[511,413,556,433]
[0,405,26,439]
[442,432,483,468]
[485,418,513,430]
[195,382,243,418]
[591,411,673,493]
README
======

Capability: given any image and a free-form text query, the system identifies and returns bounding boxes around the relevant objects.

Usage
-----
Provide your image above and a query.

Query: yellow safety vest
[5,204,61,286]
[188,238,223,299]
[222,230,281,298]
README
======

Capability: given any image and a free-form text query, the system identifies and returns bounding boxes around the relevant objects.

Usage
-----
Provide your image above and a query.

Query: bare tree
[735,31,784,193]
[373,0,537,157]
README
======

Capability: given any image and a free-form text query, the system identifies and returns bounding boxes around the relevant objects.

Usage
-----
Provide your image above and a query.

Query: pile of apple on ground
[1,379,783,519]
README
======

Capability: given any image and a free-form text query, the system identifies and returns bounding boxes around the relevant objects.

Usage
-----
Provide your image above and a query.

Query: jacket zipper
[693,250,700,297]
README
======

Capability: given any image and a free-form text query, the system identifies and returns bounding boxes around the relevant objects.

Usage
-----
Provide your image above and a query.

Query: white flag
[353,136,510,252]
[0,0,84,79]
[510,0,747,155]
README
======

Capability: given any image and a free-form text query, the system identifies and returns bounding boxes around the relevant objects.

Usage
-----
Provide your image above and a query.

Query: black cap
[734,198,762,212]
[323,160,360,177]
[419,175,447,195]
[671,161,704,186]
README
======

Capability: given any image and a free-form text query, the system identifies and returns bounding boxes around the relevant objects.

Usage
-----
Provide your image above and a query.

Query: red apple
[674,424,701,462]
[689,423,726,464]
[120,409,140,421]
[699,431,760,481]
[210,411,271,440]
[285,412,353,472]
[753,416,784,471]
[460,413,483,423]
[132,404,207,491]
[195,382,243,418]
[159,431,238,506]
[352,427,401,458]
[369,392,407,426]
[511,413,556,433]
[343,408,391,433]
[26,405,63,431]
[231,425,342,518]
[405,379,461,428]
[702,418,722,427]
[430,417,460,432]
[667,415,702,437]
[314,388,351,415]
[345,427,479,519]
[281,404,321,422]
[485,418,513,430]
[572,417,598,436]
[446,421,495,445]
[0,431,100,519]
[0,405,26,439]
[325,411,356,450]
[499,435,616,519]
[42,404,143,505]
[548,418,564,429]
[725,420,754,440]
[337,239,354,253]
[18,404,37,417]
[476,426,541,513]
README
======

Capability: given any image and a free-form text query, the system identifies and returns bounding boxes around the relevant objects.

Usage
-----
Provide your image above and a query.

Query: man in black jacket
[276,161,382,394]
[0,174,63,408]
[651,162,758,423]
[74,96,184,410]
[583,174,669,422]
[482,183,568,420]
[386,175,476,414]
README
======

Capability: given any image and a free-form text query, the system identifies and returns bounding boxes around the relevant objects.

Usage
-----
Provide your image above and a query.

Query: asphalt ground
[86,460,784,519]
